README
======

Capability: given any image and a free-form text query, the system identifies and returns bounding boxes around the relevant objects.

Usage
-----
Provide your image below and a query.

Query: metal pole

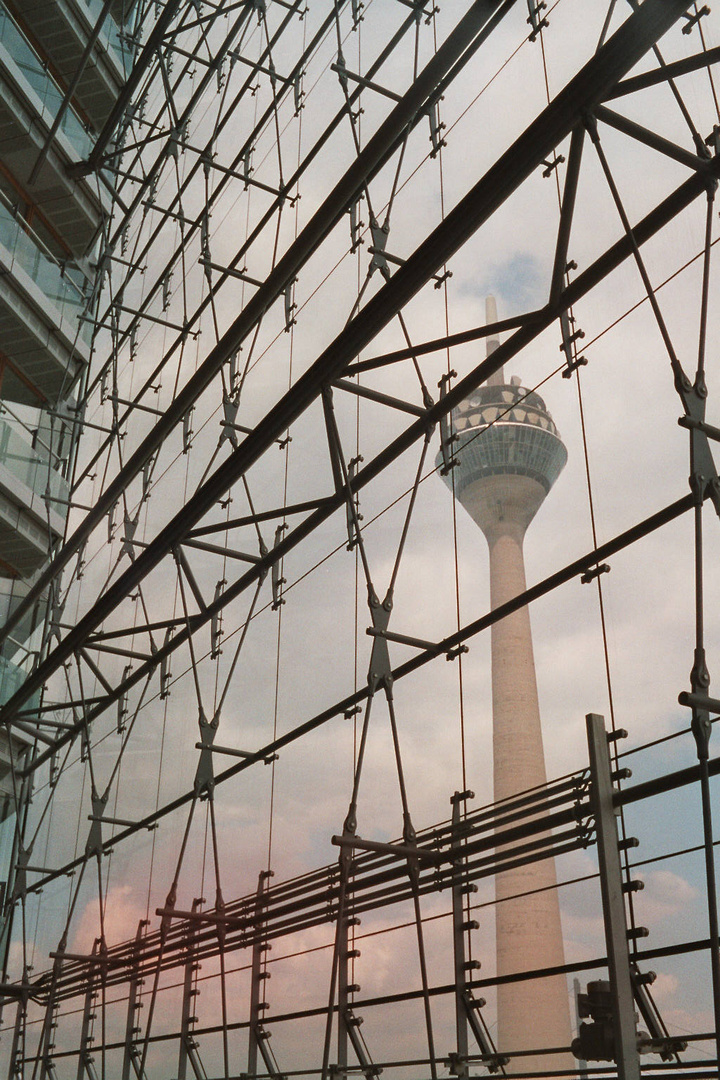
[585,714,640,1080]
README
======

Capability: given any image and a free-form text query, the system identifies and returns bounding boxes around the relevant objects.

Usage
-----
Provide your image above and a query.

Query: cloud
[650,971,678,1003]
[635,870,698,924]
[71,883,147,954]
[460,251,546,310]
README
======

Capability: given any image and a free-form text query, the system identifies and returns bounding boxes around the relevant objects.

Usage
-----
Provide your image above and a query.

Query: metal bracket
[183,408,194,454]
[682,5,709,34]
[271,525,287,610]
[84,790,109,858]
[48,586,66,646]
[293,70,304,115]
[348,197,364,252]
[194,711,218,797]
[162,269,173,311]
[142,450,159,499]
[367,591,392,693]
[559,310,587,377]
[118,664,132,731]
[438,371,458,475]
[427,98,446,157]
[581,563,610,584]
[211,580,226,657]
[346,455,363,550]
[284,281,297,332]
[121,511,140,562]
[76,538,87,579]
[542,153,565,177]
[242,146,253,185]
[526,0,549,40]
[108,500,117,544]
[369,218,389,274]
[221,392,240,448]
[160,627,173,698]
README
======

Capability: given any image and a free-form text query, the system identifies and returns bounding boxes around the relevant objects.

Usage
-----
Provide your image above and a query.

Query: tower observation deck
[440,300,573,1076]
[450,379,568,504]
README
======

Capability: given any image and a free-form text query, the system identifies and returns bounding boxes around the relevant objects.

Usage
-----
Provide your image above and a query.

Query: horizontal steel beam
[14,488,701,898]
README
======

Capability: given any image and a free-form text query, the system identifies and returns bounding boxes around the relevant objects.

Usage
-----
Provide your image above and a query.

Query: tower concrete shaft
[439,312,573,1074]
[458,473,574,1076]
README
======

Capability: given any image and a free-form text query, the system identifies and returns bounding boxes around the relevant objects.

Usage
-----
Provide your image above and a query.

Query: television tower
[441,298,573,1074]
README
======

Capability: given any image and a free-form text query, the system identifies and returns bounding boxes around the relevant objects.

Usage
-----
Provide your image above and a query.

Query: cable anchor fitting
[580,563,610,584]
[346,455,364,550]
[271,524,287,610]
[682,5,709,33]
[527,0,549,40]
[541,154,564,177]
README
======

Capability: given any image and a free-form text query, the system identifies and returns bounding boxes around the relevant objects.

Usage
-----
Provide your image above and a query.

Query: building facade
[0,0,129,956]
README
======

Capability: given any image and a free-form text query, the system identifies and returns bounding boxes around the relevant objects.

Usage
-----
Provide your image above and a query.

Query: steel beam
[608,44,720,98]
[0,0,698,744]
[76,0,187,174]
[0,0,516,654]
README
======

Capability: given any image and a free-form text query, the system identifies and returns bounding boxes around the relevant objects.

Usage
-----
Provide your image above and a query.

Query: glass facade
[0,416,70,507]
[0,718,29,923]
[77,0,129,71]
[0,197,93,349]
[0,2,93,159]
[0,0,128,978]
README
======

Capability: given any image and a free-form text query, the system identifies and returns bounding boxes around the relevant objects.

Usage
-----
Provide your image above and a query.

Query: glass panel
[0,3,93,158]
[0,416,70,506]
[0,200,92,347]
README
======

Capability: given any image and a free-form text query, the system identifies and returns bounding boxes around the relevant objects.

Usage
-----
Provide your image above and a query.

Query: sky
[3,0,720,1075]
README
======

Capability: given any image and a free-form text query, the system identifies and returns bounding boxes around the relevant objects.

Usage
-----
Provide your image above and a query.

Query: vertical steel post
[76,940,99,1080]
[337,909,349,1076]
[338,909,377,1079]
[449,791,505,1076]
[248,870,272,1076]
[38,944,65,1080]
[178,898,203,1080]
[9,984,27,1079]
[122,920,147,1080]
[451,790,472,1074]
[573,977,588,1077]
[586,713,640,1080]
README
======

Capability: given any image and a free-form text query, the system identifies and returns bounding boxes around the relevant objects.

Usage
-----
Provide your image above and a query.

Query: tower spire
[485,295,504,385]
